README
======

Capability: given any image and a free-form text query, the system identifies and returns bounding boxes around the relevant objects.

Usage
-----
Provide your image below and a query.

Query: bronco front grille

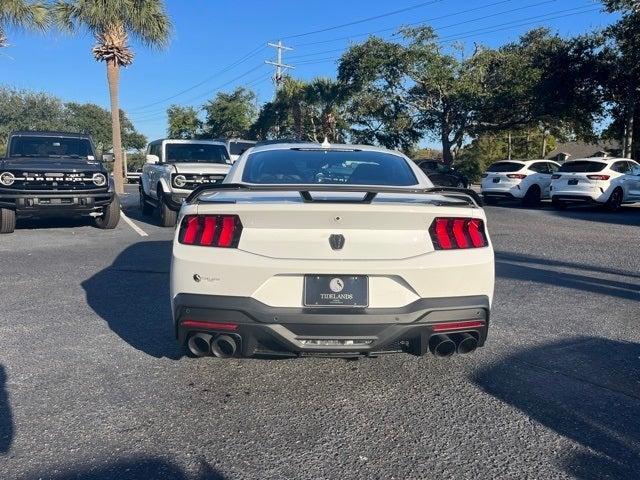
[7,172,103,191]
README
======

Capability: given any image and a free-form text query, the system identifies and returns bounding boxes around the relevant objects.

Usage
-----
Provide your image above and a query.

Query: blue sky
[1,0,618,142]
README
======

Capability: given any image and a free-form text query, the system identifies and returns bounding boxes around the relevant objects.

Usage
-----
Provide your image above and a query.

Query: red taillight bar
[507,174,527,179]
[178,214,243,247]
[586,174,610,180]
[181,320,238,331]
[432,320,485,332]
[429,217,488,250]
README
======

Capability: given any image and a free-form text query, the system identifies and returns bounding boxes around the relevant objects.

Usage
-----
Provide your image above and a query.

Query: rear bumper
[551,194,602,204]
[0,188,114,216]
[481,185,523,199]
[173,293,490,356]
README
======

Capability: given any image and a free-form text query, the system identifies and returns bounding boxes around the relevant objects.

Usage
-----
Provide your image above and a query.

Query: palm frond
[0,0,49,31]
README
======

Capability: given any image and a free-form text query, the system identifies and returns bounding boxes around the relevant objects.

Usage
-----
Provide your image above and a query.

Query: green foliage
[0,86,146,154]
[51,0,171,48]
[0,0,48,47]
[167,105,201,139]
[203,87,257,139]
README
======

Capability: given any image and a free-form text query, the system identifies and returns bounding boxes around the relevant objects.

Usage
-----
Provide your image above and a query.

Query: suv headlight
[0,172,15,186]
[173,174,187,188]
[92,173,107,187]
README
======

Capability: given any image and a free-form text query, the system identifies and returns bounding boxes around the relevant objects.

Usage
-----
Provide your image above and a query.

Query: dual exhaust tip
[188,333,238,358]
[429,332,478,357]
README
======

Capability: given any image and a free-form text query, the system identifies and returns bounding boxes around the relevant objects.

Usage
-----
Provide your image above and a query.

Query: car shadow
[16,217,92,230]
[495,253,640,302]
[472,337,640,479]
[0,365,13,455]
[549,205,640,227]
[81,240,183,359]
[24,456,225,480]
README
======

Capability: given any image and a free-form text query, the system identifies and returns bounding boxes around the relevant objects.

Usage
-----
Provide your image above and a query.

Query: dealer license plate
[304,275,368,307]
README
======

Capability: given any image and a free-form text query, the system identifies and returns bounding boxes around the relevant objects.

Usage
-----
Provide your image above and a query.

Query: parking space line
[121,211,148,237]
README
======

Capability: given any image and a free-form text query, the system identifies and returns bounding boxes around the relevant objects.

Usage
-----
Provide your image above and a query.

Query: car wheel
[0,208,16,234]
[605,187,623,212]
[551,198,567,210]
[139,188,154,215]
[159,192,177,227]
[522,185,541,207]
[94,195,121,229]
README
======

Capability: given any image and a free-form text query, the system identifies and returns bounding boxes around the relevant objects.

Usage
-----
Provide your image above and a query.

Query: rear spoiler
[186,184,483,207]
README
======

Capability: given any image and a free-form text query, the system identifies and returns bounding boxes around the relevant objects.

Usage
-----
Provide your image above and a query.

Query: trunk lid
[197,191,474,260]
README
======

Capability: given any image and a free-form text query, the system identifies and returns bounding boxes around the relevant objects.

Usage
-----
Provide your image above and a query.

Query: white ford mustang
[170,143,495,359]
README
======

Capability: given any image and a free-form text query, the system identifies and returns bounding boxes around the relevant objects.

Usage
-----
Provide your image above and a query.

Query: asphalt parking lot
[0,184,638,480]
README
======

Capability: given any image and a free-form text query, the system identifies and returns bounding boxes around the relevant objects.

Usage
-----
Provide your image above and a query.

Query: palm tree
[0,0,48,49]
[305,78,347,143]
[52,0,171,194]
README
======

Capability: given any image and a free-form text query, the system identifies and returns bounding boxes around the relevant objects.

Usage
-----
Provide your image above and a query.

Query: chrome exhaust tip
[428,334,456,358]
[187,333,213,357]
[450,332,478,354]
[211,334,237,358]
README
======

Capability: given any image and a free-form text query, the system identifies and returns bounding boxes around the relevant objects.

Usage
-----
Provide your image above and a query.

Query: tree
[52,0,171,194]
[0,0,47,48]
[167,105,201,139]
[203,87,256,139]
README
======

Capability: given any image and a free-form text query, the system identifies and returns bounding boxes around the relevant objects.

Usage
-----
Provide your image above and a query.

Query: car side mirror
[146,154,160,165]
[102,153,114,163]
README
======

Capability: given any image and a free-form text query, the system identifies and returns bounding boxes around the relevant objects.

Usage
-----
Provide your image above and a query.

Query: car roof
[563,157,626,164]
[151,139,227,146]
[247,142,406,157]
[10,130,92,139]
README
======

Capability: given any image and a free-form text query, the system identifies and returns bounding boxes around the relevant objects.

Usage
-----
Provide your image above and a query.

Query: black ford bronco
[0,131,120,233]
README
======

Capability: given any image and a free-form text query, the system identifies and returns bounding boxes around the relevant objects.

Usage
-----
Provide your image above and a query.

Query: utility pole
[265,40,294,97]
[507,132,512,160]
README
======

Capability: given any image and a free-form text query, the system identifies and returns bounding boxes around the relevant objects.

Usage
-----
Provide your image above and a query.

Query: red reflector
[433,320,485,332]
[587,175,610,180]
[200,216,217,246]
[452,219,469,248]
[507,174,527,179]
[181,320,238,331]
[182,216,201,245]
[433,218,453,249]
[467,218,487,248]
[218,215,236,247]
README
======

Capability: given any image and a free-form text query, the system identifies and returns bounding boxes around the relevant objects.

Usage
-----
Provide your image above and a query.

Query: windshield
[165,143,230,164]
[242,149,418,186]
[486,162,525,173]
[558,161,606,173]
[9,136,94,159]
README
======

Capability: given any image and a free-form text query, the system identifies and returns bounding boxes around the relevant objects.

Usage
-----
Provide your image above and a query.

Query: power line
[290,5,600,65]
[281,0,446,40]
[127,44,266,113]
[265,40,294,96]
[292,0,524,47]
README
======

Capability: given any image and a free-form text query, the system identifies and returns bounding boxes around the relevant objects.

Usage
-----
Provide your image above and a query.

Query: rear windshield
[9,135,94,159]
[242,149,418,186]
[558,161,606,173]
[165,143,230,164]
[229,141,255,156]
[486,162,525,173]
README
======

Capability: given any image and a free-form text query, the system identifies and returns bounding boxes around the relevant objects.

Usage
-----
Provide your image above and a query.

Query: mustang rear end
[170,144,494,359]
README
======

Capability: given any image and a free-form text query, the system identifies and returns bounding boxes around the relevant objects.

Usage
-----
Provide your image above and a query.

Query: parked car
[550,157,640,211]
[170,142,494,360]
[481,159,560,206]
[0,131,119,234]
[226,138,257,163]
[139,139,231,227]
[415,159,468,188]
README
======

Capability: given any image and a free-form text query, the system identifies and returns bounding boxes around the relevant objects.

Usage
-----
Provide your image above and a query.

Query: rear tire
[94,195,120,229]
[158,190,177,227]
[522,185,541,207]
[552,197,567,210]
[604,188,623,212]
[0,208,16,234]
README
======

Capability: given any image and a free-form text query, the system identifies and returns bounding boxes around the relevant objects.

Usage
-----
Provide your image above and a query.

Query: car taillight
[551,174,561,179]
[178,214,242,247]
[586,174,610,180]
[429,218,488,250]
[507,174,527,179]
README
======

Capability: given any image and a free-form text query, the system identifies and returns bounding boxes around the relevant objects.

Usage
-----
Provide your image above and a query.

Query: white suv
[550,158,640,210]
[140,139,231,226]
[481,159,560,206]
